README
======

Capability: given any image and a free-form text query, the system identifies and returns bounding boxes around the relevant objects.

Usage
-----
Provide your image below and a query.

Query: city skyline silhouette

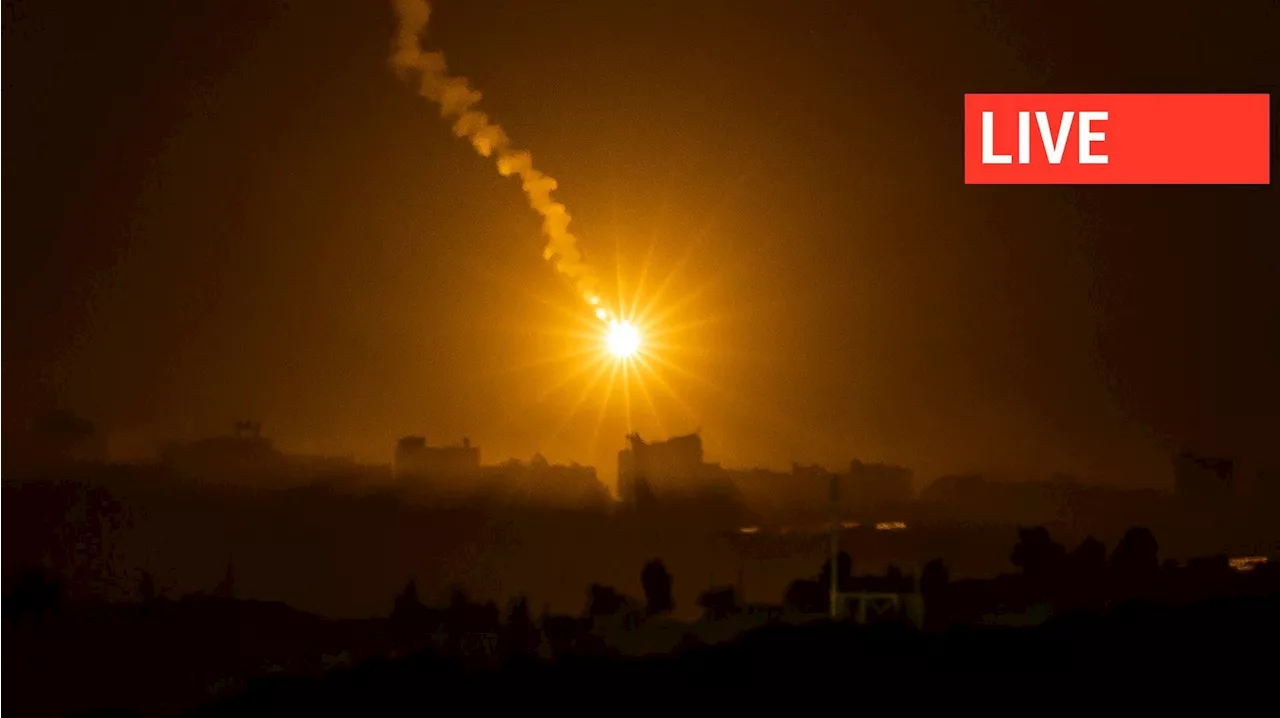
[7,0,1277,491]
[4,0,1278,711]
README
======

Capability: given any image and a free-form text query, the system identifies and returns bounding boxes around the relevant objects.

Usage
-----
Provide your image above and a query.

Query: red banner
[964,94,1270,184]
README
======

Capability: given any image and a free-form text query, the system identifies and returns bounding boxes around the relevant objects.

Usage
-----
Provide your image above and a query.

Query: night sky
[5,0,1276,486]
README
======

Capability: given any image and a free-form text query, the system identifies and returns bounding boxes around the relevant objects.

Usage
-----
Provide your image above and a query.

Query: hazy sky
[5,0,1277,486]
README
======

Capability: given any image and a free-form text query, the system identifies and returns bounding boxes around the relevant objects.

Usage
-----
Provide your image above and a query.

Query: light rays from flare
[456,223,817,470]
[459,165,807,462]
[466,233,736,452]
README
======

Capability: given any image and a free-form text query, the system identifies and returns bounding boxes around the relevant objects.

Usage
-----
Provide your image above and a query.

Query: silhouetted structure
[916,471,1164,529]
[481,456,611,506]
[620,434,852,523]
[722,464,829,520]
[641,560,675,616]
[618,432,710,503]
[7,502,1280,718]
[233,421,262,440]
[394,436,480,480]
[1010,526,1067,577]
[160,422,285,482]
[138,570,157,602]
[846,459,914,508]
[696,586,743,621]
[391,578,431,623]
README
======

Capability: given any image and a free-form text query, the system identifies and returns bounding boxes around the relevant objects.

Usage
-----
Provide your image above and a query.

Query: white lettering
[1018,111,1030,164]
[1079,111,1108,164]
[982,111,1011,164]
[1036,111,1074,164]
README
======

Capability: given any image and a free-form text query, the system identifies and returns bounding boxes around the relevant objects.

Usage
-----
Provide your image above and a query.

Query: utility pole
[829,472,839,619]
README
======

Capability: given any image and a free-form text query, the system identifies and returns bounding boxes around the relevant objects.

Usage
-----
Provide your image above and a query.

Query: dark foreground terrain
[198,597,1280,714]
[7,592,1276,716]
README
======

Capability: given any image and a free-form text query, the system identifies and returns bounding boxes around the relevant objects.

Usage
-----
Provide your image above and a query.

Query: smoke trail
[389,0,612,323]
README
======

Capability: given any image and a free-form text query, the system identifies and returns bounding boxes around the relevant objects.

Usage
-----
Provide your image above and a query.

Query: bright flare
[605,320,642,359]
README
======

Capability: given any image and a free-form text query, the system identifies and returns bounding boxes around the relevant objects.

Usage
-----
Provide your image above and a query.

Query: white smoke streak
[390,0,610,322]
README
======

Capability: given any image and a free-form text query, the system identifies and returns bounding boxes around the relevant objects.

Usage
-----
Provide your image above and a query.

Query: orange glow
[473,222,754,471]
[875,521,907,531]
[1229,556,1268,573]
[604,320,642,358]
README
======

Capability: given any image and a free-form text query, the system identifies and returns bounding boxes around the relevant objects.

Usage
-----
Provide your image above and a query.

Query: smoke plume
[390,0,611,323]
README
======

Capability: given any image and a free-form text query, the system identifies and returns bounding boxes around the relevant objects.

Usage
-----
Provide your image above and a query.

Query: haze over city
[8,0,1277,491]
[4,0,1278,711]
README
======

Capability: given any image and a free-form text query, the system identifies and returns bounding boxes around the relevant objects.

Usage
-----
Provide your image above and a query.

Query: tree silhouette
[138,570,157,602]
[212,560,235,599]
[921,558,950,596]
[783,578,826,615]
[1109,526,1161,602]
[48,483,132,600]
[885,564,906,591]
[1069,536,1108,576]
[480,600,501,632]
[696,586,742,621]
[505,596,541,656]
[507,596,532,626]
[1111,527,1159,576]
[919,558,951,630]
[392,577,426,622]
[1010,526,1066,576]
[641,559,674,616]
[585,583,625,619]
[4,566,64,622]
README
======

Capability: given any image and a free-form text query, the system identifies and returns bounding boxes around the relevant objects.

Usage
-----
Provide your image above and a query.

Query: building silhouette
[846,459,914,509]
[481,455,611,507]
[619,434,859,522]
[721,463,830,519]
[155,422,381,485]
[393,436,480,481]
[159,421,284,481]
[617,432,716,503]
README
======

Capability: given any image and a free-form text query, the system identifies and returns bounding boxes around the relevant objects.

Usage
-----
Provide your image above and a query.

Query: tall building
[617,433,836,520]
[617,432,711,503]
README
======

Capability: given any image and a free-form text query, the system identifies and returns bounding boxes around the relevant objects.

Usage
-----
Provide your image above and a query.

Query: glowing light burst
[604,320,642,359]
[476,246,726,450]
[566,297,684,442]
[473,208,788,457]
